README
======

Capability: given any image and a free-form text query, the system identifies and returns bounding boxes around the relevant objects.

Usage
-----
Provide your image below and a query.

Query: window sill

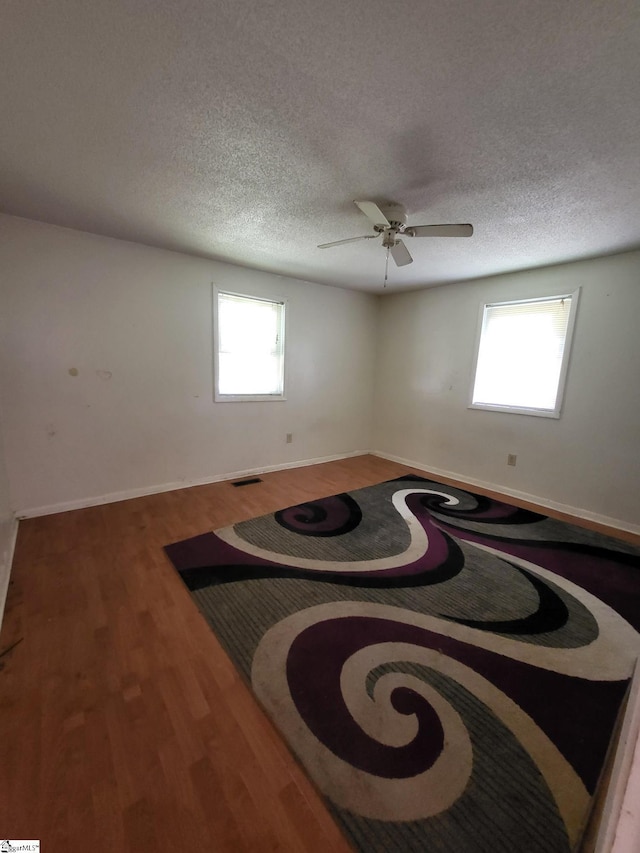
[468,402,561,419]
[215,394,287,403]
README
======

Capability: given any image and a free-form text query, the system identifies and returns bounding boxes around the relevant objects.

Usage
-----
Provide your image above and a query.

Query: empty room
[1,2,639,852]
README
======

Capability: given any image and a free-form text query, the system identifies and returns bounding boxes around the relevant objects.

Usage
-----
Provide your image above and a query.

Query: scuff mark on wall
[96,370,112,381]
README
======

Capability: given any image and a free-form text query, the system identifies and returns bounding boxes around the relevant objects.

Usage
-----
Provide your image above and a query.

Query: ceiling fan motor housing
[373,202,408,232]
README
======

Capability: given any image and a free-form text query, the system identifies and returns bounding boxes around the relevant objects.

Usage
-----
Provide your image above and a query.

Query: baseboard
[17,449,640,537]
[591,661,640,853]
[373,451,640,538]
[15,450,368,519]
[0,515,19,633]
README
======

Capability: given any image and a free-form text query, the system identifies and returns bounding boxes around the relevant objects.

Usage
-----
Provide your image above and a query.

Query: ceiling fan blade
[317,235,377,249]
[354,200,390,227]
[407,224,474,238]
[390,240,413,266]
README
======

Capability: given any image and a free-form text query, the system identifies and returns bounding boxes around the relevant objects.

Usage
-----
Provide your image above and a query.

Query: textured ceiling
[1,0,639,293]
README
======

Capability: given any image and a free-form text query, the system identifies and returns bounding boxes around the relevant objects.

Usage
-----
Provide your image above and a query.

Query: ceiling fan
[318,200,473,268]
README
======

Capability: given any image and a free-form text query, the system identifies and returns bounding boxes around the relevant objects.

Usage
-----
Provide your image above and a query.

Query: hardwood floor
[0,454,636,852]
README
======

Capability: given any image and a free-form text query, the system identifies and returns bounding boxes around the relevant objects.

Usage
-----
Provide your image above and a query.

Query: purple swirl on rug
[275,493,362,536]
[285,614,628,792]
[287,615,445,778]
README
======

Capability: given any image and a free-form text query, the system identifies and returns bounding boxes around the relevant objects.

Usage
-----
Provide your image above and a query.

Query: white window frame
[213,286,287,403]
[469,289,580,418]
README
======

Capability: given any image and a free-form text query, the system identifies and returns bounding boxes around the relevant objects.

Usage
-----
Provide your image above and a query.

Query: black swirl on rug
[441,562,570,635]
[385,474,547,523]
[274,492,363,536]
[418,489,547,525]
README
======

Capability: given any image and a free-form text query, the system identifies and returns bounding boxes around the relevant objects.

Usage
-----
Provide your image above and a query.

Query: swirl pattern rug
[164,475,640,852]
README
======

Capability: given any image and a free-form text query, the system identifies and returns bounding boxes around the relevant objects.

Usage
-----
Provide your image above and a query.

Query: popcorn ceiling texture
[0,0,639,292]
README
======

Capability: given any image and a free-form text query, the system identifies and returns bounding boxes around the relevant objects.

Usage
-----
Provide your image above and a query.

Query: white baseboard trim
[15,450,368,519]
[594,660,640,853]
[373,451,640,537]
[16,449,640,536]
[0,515,19,633]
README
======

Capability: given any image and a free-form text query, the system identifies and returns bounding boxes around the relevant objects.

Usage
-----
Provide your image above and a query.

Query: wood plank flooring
[0,454,636,852]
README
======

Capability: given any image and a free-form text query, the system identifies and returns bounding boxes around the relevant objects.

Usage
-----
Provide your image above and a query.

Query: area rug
[164,474,640,852]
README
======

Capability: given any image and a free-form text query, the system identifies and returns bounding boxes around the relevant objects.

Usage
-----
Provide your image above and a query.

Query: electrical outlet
[286,433,293,444]
[507,454,517,467]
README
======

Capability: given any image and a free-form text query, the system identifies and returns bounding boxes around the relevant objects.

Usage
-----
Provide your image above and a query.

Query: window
[214,289,286,401]
[470,289,579,418]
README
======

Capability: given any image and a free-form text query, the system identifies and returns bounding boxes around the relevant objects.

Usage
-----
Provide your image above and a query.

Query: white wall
[2,212,639,532]
[374,250,640,531]
[0,215,378,515]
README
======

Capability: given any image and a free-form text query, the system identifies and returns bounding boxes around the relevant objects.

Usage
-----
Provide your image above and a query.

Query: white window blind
[471,292,578,417]
[216,291,285,399]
